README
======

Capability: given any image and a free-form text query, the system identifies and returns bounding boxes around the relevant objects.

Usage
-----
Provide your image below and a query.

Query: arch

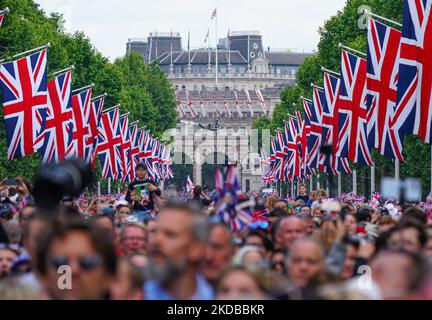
[202,152,231,190]
[170,152,193,190]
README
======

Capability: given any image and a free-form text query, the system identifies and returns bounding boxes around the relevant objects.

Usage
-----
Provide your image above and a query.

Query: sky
[35,0,347,61]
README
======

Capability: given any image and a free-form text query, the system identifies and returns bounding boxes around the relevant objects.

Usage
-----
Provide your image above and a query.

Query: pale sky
[35,0,347,61]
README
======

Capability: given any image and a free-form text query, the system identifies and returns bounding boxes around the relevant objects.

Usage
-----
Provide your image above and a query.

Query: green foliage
[0,0,177,180]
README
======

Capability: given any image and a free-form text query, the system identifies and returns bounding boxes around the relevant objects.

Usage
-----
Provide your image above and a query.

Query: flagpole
[188,30,191,73]
[108,178,111,194]
[364,9,402,28]
[0,43,51,63]
[215,7,218,88]
[321,67,341,77]
[338,174,342,196]
[50,65,74,77]
[338,43,367,58]
[227,29,231,72]
[371,165,376,193]
[353,170,357,194]
[0,7,10,15]
[91,93,108,102]
[103,104,121,114]
[395,159,400,181]
[72,83,94,94]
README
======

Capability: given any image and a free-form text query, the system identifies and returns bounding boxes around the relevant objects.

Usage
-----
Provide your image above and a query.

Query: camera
[32,158,93,210]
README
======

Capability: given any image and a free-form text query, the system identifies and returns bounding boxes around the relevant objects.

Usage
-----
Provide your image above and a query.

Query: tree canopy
[0,0,177,180]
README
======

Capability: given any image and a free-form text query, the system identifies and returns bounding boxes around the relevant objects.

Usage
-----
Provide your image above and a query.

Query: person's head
[316,189,327,201]
[403,206,427,226]
[193,185,203,197]
[148,201,210,286]
[3,220,22,245]
[110,257,144,300]
[341,235,360,280]
[276,216,306,251]
[202,223,233,285]
[36,219,117,300]
[90,214,115,236]
[61,195,75,209]
[273,199,288,213]
[0,244,20,278]
[309,191,317,202]
[299,184,307,195]
[356,208,371,224]
[233,245,266,268]
[311,201,322,217]
[341,211,358,235]
[18,205,37,229]
[287,237,325,288]
[295,213,314,236]
[300,205,311,216]
[244,230,273,257]
[216,266,269,300]
[370,249,427,299]
[120,223,148,255]
[387,218,427,253]
[116,205,131,223]
[145,219,157,247]
[135,163,148,180]
[270,249,286,275]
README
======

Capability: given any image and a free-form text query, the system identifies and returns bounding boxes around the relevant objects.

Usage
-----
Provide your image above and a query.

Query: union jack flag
[304,95,322,171]
[319,71,351,175]
[233,90,243,117]
[245,90,254,117]
[287,116,301,180]
[186,91,198,117]
[97,107,123,180]
[68,88,92,160]
[35,70,72,164]
[255,89,266,115]
[119,114,131,182]
[143,135,156,180]
[129,122,140,182]
[89,96,105,170]
[138,129,150,162]
[176,92,186,117]
[186,175,195,193]
[273,131,286,181]
[0,7,9,28]
[336,49,373,166]
[393,0,432,145]
[0,50,47,159]
[163,146,174,180]
[366,18,404,160]
[223,99,232,117]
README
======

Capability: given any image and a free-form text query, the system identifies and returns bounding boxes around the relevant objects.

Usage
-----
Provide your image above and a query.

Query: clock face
[250,52,256,58]
[253,42,259,50]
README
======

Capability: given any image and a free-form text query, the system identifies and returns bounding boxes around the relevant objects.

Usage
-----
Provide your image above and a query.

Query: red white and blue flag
[89,96,105,170]
[304,93,322,171]
[0,49,48,160]
[68,87,92,160]
[119,114,131,182]
[336,49,373,166]
[36,70,73,164]
[392,0,432,145]
[319,71,351,175]
[366,18,404,160]
[97,107,123,180]
[129,123,140,181]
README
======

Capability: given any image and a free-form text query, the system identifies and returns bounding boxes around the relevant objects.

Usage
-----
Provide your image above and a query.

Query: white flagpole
[395,159,400,181]
[97,181,101,197]
[310,175,313,193]
[353,170,357,194]
[371,165,376,193]
[108,178,111,194]
[215,8,218,88]
[338,174,342,196]
[0,43,51,63]
[227,29,231,71]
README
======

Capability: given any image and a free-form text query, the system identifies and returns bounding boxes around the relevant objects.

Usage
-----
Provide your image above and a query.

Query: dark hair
[342,235,360,250]
[393,217,428,248]
[246,230,274,252]
[356,208,371,223]
[193,185,203,197]
[402,206,427,225]
[35,218,117,276]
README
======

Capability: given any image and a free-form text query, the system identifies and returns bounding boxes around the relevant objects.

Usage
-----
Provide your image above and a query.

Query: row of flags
[176,89,267,118]
[0,9,173,183]
[262,1,432,183]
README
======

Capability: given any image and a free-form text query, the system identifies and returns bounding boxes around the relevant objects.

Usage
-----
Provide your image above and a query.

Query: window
[245,180,250,192]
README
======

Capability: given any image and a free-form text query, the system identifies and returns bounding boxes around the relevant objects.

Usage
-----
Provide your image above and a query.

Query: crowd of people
[0,163,432,300]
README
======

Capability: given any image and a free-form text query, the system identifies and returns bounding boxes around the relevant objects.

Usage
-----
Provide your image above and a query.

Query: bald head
[288,237,325,288]
[277,217,307,251]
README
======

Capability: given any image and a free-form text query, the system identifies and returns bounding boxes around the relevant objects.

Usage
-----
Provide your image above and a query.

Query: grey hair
[190,213,211,243]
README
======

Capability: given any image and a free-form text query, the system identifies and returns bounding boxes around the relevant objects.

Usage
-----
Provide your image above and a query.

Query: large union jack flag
[68,88,92,160]
[366,18,404,160]
[87,95,105,168]
[35,70,73,164]
[305,92,323,170]
[97,107,123,180]
[336,49,373,166]
[0,50,48,160]
[319,71,351,175]
[143,134,156,180]
[392,0,432,145]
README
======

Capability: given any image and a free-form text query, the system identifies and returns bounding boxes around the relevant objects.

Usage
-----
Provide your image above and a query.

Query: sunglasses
[48,254,103,272]
[250,221,270,230]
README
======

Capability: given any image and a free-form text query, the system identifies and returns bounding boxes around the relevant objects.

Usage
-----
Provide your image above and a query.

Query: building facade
[127,31,313,192]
